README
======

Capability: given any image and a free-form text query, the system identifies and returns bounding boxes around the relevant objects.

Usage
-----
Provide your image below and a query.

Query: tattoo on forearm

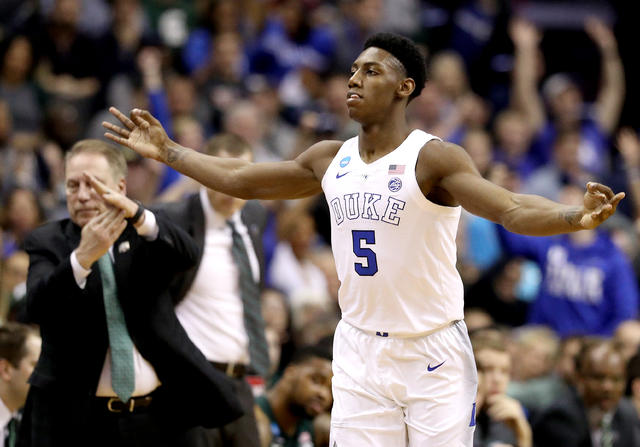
[562,208,582,226]
[166,145,185,164]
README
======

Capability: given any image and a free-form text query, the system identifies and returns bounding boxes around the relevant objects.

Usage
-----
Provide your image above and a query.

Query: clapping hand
[75,208,127,269]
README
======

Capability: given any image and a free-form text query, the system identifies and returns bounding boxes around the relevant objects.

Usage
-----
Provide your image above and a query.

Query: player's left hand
[580,182,625,229]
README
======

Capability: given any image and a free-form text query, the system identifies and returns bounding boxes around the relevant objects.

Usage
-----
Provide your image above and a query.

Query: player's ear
[396,78,415,100]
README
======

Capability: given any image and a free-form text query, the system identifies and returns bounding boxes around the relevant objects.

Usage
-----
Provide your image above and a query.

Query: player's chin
[346,107,365,123]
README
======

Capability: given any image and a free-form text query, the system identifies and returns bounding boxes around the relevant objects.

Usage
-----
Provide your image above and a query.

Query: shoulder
[25,219,71,246]
[154,193,199,216]
[416,139,478,186]
[419,139,473,168]
[297,140,343,162]
[296,139,344,176]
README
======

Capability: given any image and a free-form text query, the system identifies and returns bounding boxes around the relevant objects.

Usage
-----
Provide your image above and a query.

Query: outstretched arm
[103,107,339,200]
[422,141,624,236]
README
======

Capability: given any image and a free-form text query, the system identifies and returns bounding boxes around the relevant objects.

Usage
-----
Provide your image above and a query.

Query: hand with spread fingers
[579,182,625,229]
[103,107,171,163]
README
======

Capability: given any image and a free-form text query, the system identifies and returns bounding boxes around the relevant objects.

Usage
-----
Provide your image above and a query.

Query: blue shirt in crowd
[497,227,639,337]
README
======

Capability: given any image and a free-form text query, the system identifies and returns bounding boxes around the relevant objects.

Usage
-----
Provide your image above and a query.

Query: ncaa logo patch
[388,177,402,192]
[339,156,351,168]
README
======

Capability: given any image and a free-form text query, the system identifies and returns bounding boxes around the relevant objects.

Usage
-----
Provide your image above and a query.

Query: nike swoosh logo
[336,171,350,179]
[427,360,446,372]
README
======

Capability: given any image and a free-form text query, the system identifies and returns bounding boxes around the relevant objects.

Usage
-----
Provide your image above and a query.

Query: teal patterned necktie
[5,416,17,447]
[228,221,270,377]
[98,253,135,402]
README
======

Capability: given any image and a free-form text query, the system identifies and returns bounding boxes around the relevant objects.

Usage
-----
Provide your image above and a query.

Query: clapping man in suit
[159,133,270,446]
[0,323,40,447]
[18,139,242,447]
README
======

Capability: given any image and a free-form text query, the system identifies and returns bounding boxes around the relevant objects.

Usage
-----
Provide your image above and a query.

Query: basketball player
[102,33,624,446]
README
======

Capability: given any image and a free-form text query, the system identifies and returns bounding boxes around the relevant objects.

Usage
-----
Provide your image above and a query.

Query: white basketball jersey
[321,129,464,336]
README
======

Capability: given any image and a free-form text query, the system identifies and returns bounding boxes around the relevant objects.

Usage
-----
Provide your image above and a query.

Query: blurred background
[2,0,640,445]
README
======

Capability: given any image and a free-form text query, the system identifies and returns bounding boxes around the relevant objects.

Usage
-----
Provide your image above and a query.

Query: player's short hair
[0,322,38,368]
[65,139,127,180]
[363,32,427,101]
[203,133,253,159]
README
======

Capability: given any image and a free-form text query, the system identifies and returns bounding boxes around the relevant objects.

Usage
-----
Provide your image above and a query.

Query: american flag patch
[388,164,405,175]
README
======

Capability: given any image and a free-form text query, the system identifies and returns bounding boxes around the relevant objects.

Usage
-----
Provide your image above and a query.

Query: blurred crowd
[1,0,640,445]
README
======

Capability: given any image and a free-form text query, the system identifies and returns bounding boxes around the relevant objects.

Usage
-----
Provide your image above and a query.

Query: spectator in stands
[1,188,44,258]
[533,339,639,447]
[614,320,640,364]
[182,0,251,76]
[555,335,585,388]
[248,0,335,84]
[160,133,270,447]
[510,17,625,176]
[330,0,384,74]
[523,129,591,201]
[255,344,333,447]
[268,208,330,311]
[0,35,40,133]
[624,351,640,428]
[261,287,290,376]
[471,328,532,447]
[492,109,538,181]
[465,258,529,327]
[507,326,569,419]
[31,0,105,142]
[0,322,40,447]
[616,127,640,222]
[0,250,29,322]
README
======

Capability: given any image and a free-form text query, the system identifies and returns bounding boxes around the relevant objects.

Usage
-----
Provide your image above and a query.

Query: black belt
[210,361,247,379]
[93,394,153,413]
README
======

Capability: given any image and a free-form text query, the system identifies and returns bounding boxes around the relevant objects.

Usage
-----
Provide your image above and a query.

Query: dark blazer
[158,193,268,304]
[19,212,243,446]
[532,386,639,447]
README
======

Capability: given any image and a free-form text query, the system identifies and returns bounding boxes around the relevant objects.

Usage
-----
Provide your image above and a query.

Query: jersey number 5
[352,230,378,276]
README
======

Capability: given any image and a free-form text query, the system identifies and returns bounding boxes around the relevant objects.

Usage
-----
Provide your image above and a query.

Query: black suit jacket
[19,212,243,446]
[533,386,640,447]
[158,193,268,304]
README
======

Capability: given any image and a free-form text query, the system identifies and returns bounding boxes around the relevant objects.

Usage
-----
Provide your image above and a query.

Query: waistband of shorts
[340,319,461,339]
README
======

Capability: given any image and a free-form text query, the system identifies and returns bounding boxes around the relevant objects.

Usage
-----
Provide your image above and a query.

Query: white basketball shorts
[329,319,478,447]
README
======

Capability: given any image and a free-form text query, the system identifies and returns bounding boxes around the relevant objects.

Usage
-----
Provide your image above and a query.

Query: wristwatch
[126,200,145,225]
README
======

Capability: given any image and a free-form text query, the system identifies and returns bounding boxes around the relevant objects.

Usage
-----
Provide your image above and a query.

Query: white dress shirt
[70,210,161,397]
[0,398,12,436]
[175,188,259,365]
